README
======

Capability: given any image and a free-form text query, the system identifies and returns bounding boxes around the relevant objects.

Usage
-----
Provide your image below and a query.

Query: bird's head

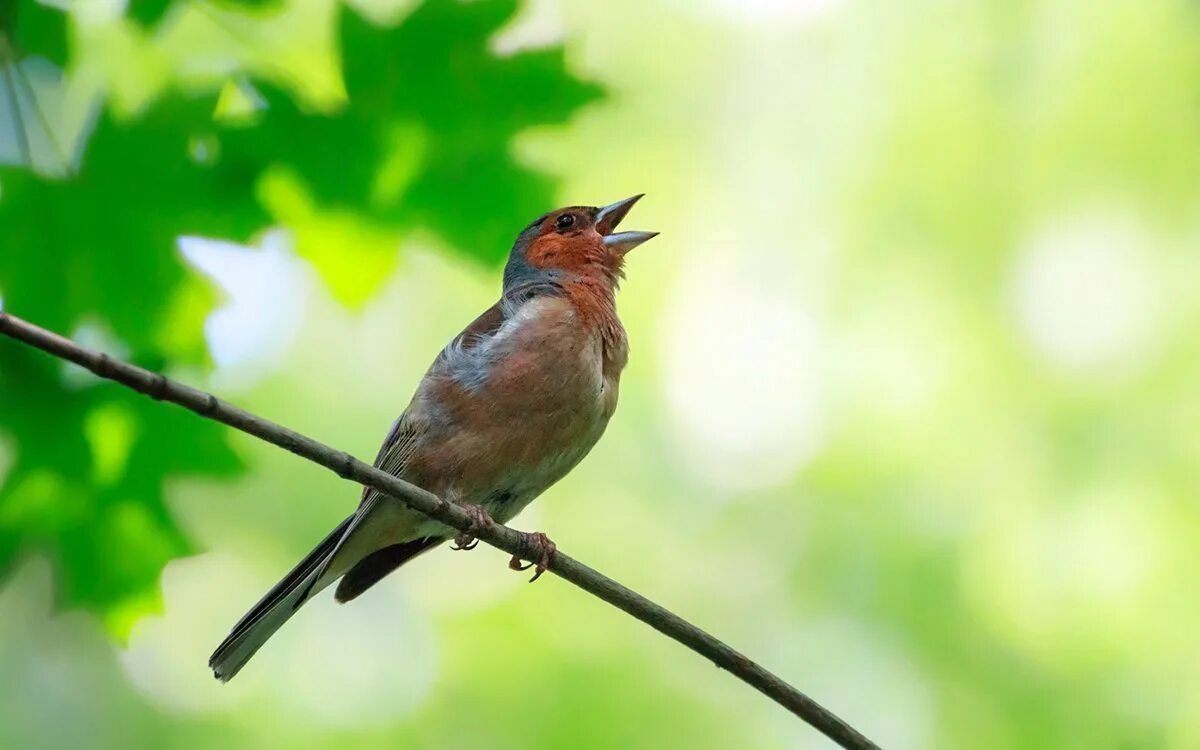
[503,195,657,291]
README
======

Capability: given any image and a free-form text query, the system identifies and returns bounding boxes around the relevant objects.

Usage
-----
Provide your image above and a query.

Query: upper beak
[595,194,658,254]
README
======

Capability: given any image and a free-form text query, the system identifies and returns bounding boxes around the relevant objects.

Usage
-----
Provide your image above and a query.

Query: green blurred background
[2,0,1200,747]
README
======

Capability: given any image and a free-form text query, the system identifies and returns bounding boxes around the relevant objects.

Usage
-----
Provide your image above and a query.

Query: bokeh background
[2,0,1200,747]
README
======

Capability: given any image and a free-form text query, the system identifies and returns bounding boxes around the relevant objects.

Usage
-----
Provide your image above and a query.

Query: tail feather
[209,515,352,682]
[334,536,442,603]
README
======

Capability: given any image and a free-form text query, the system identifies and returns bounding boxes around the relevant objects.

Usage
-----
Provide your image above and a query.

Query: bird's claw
[509,531,556,583]
[450,504,494,551]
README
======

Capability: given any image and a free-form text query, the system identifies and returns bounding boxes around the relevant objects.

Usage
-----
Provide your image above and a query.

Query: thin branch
[0,311,882,750]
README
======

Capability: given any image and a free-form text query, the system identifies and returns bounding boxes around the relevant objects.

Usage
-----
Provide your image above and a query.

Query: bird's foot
[509,531,557,583]
[450,504,495,551]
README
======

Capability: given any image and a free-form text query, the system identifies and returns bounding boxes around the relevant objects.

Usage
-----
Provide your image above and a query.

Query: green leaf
[219,0,604,298]
[0,96,269,359]
[0,0,602,629]
[0,95,261,624]
[126,0,284,28]
[125,0,176,27]
[1,0,68,67]
[0,342,244,625]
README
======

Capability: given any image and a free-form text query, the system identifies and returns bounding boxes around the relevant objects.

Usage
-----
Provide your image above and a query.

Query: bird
[209,195,657,681]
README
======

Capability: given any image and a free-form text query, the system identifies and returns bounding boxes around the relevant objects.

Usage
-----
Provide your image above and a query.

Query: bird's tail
[209,515,353,682]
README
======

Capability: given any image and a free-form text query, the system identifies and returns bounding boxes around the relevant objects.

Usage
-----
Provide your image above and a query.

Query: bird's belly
[405,394,609,535]
[410,324,616,527]
[487,411,607,522]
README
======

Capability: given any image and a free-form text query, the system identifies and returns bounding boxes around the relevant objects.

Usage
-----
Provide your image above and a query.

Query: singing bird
[210,196,656,680]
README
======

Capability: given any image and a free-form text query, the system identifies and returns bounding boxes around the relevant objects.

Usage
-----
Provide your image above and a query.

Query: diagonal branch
[0,310,881,750]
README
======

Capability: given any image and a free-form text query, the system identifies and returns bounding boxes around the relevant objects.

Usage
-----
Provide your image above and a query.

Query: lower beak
[603,230,659,254]
[595,194,658,254]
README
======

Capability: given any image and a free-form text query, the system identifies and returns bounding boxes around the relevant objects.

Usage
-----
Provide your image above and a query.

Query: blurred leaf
[126,0,176,27]
[0,98,267,357]
[0,96,261,623]
[126,0,284,28]
[0,1,70,175]
[219,0,604,299]
[0,0,68,66]
[0,344,243,627]
[213,77,266,124]
[0,0,601,629]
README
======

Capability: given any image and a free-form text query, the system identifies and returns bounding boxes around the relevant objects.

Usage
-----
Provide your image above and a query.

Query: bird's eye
[555,214,576,231]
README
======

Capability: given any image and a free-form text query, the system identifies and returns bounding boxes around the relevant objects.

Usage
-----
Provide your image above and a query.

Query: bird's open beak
[596,194,658,254]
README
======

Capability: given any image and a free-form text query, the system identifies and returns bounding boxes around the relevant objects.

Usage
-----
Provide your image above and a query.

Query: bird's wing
[356,287,518,500]
[434,280,565,391]
[363,414,421,500]
[441,280,564,357]
[304,280,566,598]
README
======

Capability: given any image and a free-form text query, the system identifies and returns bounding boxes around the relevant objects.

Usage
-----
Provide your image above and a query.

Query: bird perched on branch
[210,195,657,681]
